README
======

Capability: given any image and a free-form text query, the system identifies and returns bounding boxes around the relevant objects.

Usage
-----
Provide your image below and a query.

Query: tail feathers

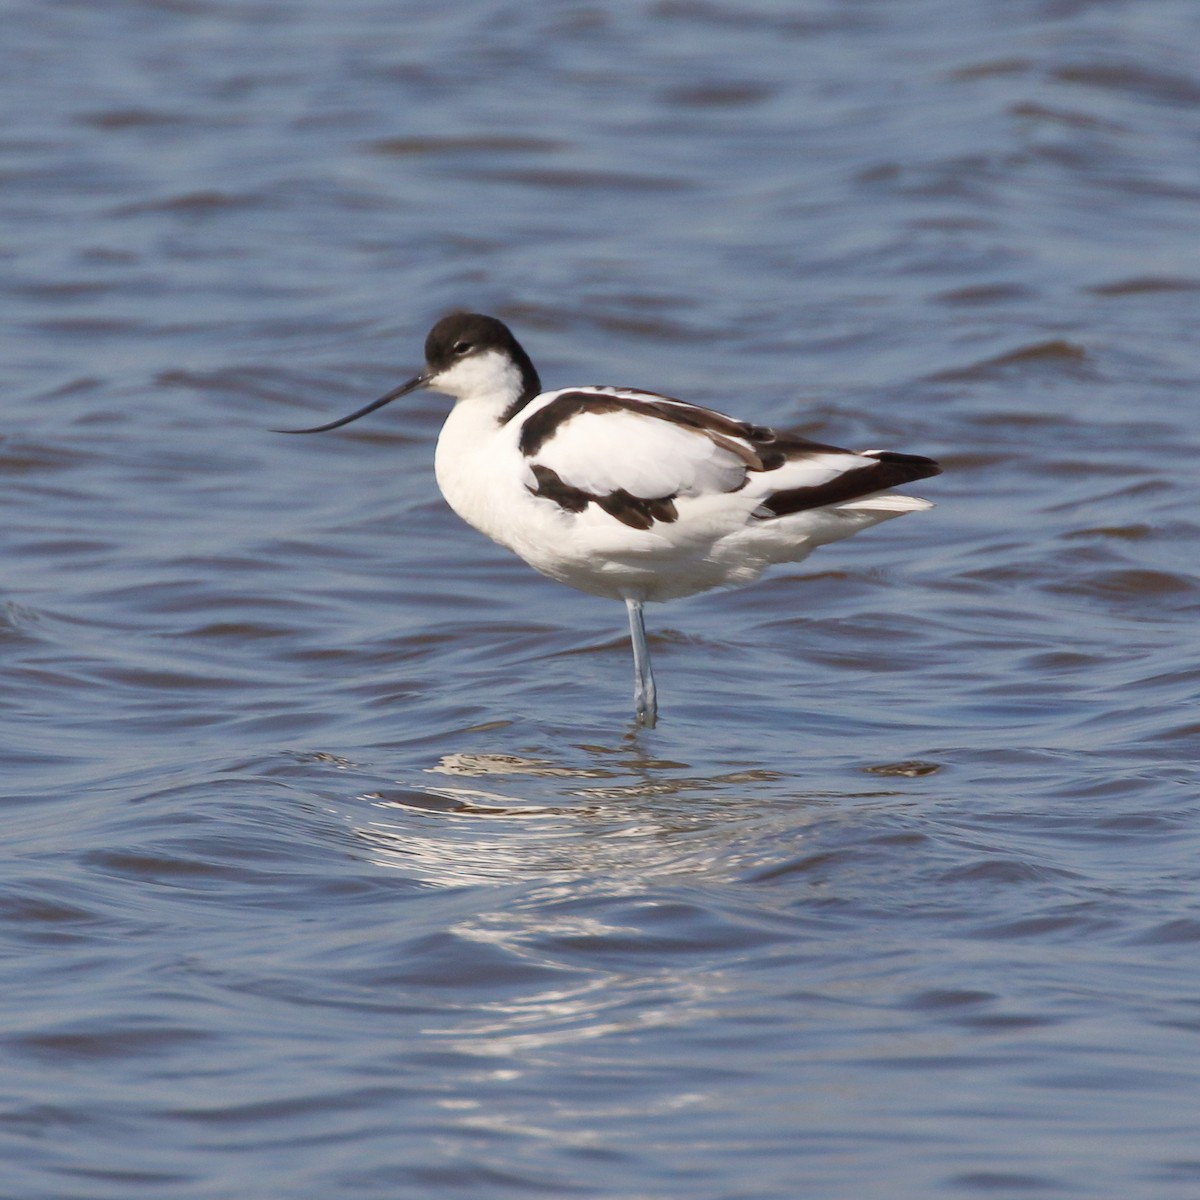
[839,493,934,514]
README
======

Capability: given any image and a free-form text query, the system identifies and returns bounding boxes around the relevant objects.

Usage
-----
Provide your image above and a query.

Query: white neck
[428,349,526,413]
[433,392,524,546]
[428,348,538,548]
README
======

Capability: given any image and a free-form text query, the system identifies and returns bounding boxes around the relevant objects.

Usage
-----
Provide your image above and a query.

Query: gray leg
[625,597,657,727]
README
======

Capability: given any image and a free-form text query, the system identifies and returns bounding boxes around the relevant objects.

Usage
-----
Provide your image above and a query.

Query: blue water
[3,1,1200,1196]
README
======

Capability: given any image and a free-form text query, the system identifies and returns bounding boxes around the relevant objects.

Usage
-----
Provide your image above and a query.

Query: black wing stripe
[519,392,628,456]
[527,464,680,530]
[527,464,591,513]
[519,389,877,474]
[595,491,679,530]
[520,389,784,465]
[759,452,941,518]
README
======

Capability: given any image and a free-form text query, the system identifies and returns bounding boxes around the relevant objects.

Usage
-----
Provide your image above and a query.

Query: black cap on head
[423,311,541,413]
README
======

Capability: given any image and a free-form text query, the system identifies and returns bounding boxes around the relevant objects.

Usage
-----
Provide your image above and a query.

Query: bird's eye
[453,340,473,355]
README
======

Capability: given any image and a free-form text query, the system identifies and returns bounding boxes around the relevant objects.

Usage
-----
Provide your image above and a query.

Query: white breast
[434,397,529,549]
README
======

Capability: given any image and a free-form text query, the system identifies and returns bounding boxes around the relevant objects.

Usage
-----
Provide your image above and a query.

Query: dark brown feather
[527,463,680,529]
[758,452,942,518]
[527,464,591,512]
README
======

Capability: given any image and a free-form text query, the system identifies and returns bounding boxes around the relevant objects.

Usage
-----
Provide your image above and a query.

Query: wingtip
[859,449,943,482]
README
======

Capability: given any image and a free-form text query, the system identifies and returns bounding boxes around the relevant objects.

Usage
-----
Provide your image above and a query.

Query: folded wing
[516,387,940,530]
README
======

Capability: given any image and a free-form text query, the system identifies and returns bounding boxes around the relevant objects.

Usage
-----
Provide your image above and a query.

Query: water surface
[3,1,1200,1197]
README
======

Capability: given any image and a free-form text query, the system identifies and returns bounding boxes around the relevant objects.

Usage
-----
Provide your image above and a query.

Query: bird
[277,311,941,727]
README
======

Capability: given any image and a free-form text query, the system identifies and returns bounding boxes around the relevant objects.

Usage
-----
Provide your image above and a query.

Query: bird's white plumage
[433,380,932,603]
[288,311,941,724]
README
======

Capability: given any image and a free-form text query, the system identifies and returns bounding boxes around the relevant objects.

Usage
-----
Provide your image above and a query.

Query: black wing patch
[527,464,590,513]
[528,464,679,530]
[758,452,942,518]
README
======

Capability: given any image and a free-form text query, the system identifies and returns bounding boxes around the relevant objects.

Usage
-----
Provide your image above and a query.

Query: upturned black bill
[273,372,428,434]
